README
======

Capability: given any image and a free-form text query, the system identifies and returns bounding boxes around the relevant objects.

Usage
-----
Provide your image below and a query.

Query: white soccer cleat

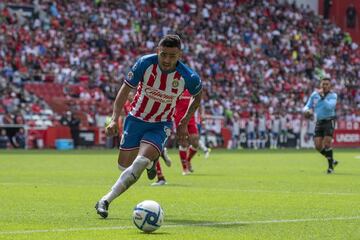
[151,179,167,186]
[182,170,191,176]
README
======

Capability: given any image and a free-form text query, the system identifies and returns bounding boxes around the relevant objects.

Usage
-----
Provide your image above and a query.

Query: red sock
[156,161,164,179]
[187,146,198,163]
[179,147,188,170]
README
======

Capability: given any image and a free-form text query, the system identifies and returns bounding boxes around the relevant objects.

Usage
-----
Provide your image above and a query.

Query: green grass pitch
[1,149,360,240]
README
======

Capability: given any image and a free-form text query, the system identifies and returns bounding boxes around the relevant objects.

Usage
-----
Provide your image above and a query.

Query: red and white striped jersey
[124,54,202,122]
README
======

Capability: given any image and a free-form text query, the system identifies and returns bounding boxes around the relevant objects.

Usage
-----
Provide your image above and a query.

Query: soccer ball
[132,200,164,233]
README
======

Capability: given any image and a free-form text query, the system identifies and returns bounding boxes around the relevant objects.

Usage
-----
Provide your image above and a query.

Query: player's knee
[315,145,323,152]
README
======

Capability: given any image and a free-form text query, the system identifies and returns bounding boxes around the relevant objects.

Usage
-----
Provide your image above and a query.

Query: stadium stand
[0,0,359,148]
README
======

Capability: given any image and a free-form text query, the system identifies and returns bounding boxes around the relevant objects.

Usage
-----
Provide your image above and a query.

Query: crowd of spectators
[0,0,359,132]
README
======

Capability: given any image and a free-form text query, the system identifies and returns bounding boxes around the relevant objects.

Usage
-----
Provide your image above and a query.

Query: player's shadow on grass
[138,232,171,235]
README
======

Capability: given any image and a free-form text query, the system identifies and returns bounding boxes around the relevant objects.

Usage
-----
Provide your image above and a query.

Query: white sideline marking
[1,216,360,235]
[235,189,360,196]
[355,156,360,159]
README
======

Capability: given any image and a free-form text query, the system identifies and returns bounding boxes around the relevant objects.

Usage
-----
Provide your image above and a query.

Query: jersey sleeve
[303,92,316,112]
[184,73,202,96]
[124,57,147,88]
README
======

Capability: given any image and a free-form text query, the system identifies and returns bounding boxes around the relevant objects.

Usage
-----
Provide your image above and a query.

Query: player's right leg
[315,136,332,173]
[179,145,190,175]
[95,115,148,218]
[314,122,335,173]
[187,133,199,172]
[96,149,139,218]
[96,144,158,218]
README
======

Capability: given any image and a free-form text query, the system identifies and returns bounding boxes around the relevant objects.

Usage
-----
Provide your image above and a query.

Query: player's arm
[177,90,202,145]
[106,56,145,136]
[106,84,132,136]
[179,90,202,126]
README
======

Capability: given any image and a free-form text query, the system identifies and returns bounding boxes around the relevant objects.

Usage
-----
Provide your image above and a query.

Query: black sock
[320,148,326,157]
[324,147,333,168]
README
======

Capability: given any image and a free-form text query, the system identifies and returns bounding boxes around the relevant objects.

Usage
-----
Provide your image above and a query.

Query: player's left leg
[148,147,172,183]
[186,120,200,172]
[322,136,336,173]
[160,147,172,167]
[187,133,199,172]
[322,120,338,173]
[151,161,167,186]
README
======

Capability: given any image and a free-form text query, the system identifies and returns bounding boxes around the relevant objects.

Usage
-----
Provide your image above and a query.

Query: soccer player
[175,90,202,174]
[303,77,338,174]
[279,113,288,148]
[95,35,202,218]
[257,114,267,149]
[194,109,211,158]
[291,114,301,149]
[246,115,256,149]
[270,113,280,149]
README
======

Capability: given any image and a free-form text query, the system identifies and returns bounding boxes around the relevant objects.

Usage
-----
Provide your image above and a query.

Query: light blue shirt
[303,91,337,120]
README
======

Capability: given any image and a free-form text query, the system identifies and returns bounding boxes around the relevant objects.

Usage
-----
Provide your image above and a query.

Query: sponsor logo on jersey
[144,88,175,103]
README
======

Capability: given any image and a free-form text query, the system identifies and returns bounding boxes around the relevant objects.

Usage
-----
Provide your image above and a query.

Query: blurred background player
[194,109,211,158]
[246,115,256,149]
[0,129,10,149]
[270,113,280,149]
[291,114,301,149]
[257,113,267,149]
[279,112,288,148]
[231,113,241,149]
[95,35,202,218]
[303,77,338,174]
[174,90,203,175]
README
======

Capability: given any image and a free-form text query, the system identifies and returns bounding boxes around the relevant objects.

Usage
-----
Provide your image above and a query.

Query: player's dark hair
[158,34,181,49]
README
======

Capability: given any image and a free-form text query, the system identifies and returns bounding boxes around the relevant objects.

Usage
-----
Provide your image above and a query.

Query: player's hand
[105,119,119,137]
[304,109,313,119]
[176,122,189,147]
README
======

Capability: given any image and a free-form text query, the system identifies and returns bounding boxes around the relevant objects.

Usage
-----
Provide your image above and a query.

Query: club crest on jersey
[164,127,172,137]
[172,80,179,88]
[127,71,134,80]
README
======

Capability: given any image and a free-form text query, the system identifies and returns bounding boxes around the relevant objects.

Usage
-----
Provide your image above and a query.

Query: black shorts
[314,119,336,138]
